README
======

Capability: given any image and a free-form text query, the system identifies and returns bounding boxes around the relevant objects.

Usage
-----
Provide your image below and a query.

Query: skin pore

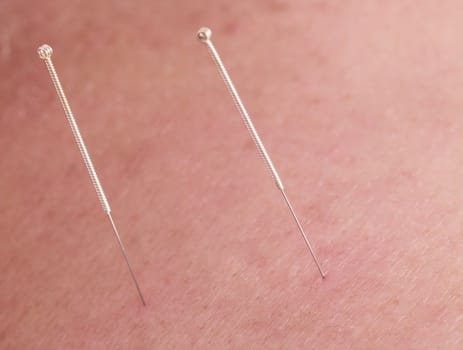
[1,1,463,348]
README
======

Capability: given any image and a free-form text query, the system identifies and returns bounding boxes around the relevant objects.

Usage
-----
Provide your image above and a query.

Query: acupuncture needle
[37,44,146,304]
[196,27,326,278]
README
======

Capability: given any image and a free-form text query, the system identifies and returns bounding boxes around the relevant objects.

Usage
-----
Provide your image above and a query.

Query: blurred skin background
[1,0,463,348]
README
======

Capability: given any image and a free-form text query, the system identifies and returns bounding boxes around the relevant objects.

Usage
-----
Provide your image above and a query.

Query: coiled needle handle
[196,28,326,278]
[37,44,146,304]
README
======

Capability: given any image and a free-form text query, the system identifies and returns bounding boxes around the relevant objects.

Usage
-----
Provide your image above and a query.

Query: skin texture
[1,0,463,348]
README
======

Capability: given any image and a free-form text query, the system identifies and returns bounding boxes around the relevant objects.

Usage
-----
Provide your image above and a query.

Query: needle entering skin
[37,44,146,304]
[196,27,326,278]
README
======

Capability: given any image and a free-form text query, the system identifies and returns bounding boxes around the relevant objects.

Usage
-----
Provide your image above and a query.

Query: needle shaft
[196,28,326,278]
[280,189,326,278]
[37,44,146,304]
[108,213,146,305]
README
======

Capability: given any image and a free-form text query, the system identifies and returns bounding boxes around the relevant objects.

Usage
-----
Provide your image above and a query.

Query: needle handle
[38,45,111,214]
[197,29,284,191]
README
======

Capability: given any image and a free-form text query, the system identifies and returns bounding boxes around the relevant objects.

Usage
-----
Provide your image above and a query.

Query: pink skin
[1,0,463,348]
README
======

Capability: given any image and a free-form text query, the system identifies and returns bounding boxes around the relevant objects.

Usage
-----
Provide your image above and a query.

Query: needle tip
[197,27,212,43]
[37,44,53,59]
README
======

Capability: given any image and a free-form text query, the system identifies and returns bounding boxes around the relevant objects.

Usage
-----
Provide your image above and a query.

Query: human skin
[1,0,463,348]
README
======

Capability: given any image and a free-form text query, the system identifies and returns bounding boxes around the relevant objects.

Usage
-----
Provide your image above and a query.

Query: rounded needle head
[196,27,212,43]
[37,44,53,59]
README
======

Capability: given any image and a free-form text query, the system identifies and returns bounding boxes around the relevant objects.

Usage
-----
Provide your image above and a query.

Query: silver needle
[196,27,326,278]
[37,44,146,304]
